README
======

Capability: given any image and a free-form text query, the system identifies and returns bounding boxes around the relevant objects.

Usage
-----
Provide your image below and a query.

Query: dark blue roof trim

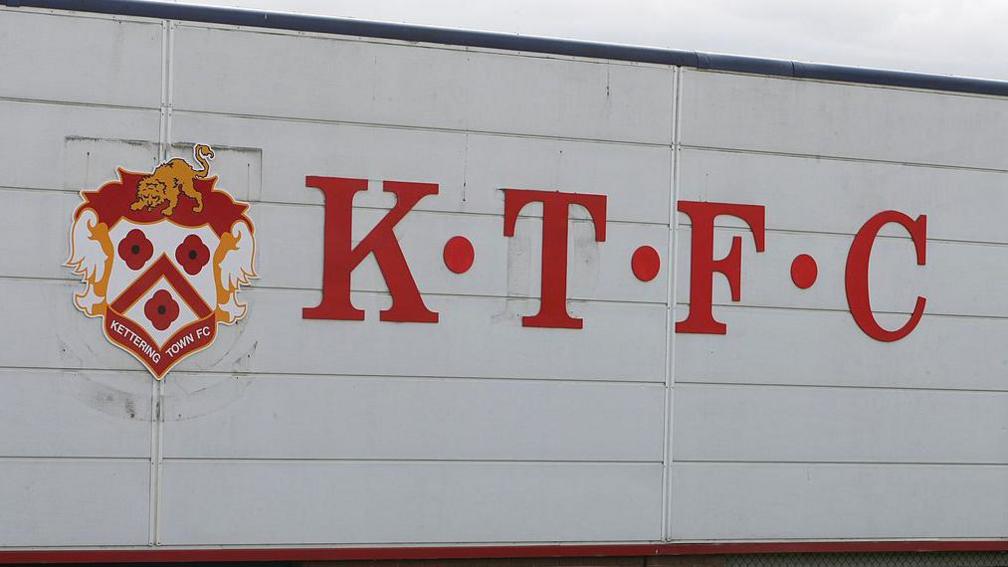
[7,0,1008,97]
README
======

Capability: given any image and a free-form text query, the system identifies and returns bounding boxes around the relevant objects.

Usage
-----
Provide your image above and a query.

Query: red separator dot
[631,245,661,282]
[791,254,818,289]
[443,236,475,274]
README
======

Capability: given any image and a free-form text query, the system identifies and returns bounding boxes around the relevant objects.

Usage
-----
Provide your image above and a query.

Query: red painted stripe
[2,541,1008,564]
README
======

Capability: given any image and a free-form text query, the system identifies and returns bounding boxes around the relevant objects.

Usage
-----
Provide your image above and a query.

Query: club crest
[66,144,257,379]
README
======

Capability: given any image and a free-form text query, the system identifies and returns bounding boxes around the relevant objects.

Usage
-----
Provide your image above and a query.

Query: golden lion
[130,144,214,216]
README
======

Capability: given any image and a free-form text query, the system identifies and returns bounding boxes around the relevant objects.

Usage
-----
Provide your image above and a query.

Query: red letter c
[845,211,927,342]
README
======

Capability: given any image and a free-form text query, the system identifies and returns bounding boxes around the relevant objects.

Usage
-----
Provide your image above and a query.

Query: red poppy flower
[117,229,154,271]
[175,234,211,275]
[144,290,180,331]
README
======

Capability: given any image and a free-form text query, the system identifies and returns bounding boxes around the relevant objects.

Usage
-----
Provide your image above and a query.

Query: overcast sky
[171,0,1008,81]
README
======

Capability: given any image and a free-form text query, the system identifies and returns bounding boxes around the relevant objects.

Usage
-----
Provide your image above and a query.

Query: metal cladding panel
[0,7,672,552]
[2,189,669,304]
[170,24,675,144]
[678,147,1008,242]
[675,227,1008,317]
[670,68,1008,541]
[674,383,1008,463]
[674,305,1008,391]
[680,68,1008,169]
[0,369,151,457]
[0,101,161,190]
[0,10,162,107]
[168,111,673,223]
[162,375,665,461]
[3,279,669,380]
[6,2,1008,557]
[669,463,1008,540]
[159,461,663,545]
[0,460,151,546]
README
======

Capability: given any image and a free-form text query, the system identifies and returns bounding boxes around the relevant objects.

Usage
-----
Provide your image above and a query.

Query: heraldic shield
[66,144,257,379]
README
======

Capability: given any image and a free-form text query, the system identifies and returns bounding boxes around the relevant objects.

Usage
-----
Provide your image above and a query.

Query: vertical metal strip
[662,65,684,542]
[147,18,167,547]
[149,17,174,547]
[659,66,676,541]
[157,21,169,162]
[164,20,175,162]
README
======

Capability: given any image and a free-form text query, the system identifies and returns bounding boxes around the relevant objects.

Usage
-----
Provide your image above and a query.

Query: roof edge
[6,0,1008,97]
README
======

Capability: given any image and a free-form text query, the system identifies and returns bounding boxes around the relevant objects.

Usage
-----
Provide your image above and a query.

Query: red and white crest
[66,144,256,379]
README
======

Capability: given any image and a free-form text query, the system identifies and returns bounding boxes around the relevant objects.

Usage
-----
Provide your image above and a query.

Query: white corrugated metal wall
[1,5,1008,550]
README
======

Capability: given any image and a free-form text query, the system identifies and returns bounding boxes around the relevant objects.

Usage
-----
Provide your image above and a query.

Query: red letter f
[676,201,766,335]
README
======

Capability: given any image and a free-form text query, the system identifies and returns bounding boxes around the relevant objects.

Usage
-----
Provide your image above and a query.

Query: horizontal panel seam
[0,456,149,462]
[0,101,673,147]
[160,457,662,465]
[0,186,671,227]
[7,274,673,304]
[674,302,1008,320]
[173,20,678,71]
[169,107,674,147]
[0,5,163,25]
[673,460,1008,467]
[682,224,1008,247]
[185,23,674,66]
[674,380,1008,394]
[3,282,999,318]
[0,538,1002,550]
[0,95,160,112]
[0,365,665,385]
[12,187,1005,244]
[681,144,1008,174]
[20,540,663,549]
[252,201,671,227]
[686,67,1008,103]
